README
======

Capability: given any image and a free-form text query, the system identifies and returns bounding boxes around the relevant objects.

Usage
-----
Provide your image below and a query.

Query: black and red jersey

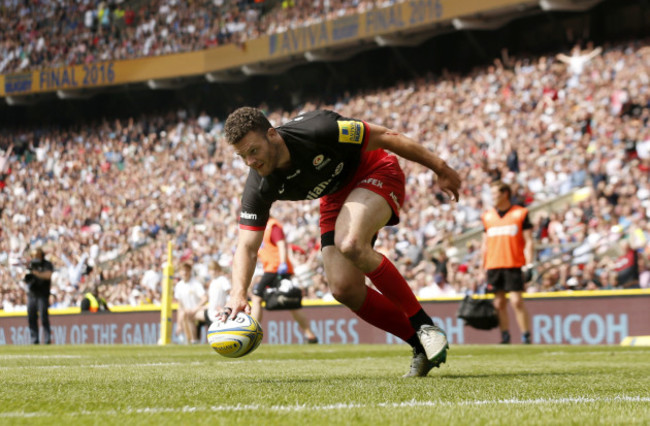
[239,110,370,230]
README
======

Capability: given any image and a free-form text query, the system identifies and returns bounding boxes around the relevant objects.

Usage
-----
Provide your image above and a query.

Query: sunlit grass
[0,344,648,425]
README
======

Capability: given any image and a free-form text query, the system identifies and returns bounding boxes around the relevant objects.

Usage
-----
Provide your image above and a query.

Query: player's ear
[267,127,278,139]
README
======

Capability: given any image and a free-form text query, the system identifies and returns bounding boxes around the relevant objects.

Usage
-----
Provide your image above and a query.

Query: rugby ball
[207,312,263,358]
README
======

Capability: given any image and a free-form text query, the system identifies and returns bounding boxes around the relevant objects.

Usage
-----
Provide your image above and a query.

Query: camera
[28,259,43,271]
[24,272,39,292]
[24,273,36,284]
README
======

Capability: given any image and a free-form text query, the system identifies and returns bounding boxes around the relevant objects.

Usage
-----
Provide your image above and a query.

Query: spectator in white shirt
[58,250,89,289]
[194,261,231,324]
[173,263,206,344]
[141,264,161,292]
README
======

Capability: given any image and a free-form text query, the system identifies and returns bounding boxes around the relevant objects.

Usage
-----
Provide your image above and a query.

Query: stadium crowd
[1,37,650,312]
[0,0,393,74]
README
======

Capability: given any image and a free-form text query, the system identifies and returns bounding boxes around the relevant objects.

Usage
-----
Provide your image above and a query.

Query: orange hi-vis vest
[481,205,528,270]
[258,218,294,274]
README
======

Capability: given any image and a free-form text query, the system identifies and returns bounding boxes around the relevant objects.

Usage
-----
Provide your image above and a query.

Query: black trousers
[27,292,51,344]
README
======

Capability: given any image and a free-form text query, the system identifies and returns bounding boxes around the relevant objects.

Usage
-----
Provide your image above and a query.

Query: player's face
[490,186,506,206]
[234,130,276,176]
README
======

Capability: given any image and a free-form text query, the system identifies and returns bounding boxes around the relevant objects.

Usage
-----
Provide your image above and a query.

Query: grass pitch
[0,344,648,425]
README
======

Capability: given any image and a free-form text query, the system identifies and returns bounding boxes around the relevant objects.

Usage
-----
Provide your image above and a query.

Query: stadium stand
[0,0,395,74]
[1,0,650,311]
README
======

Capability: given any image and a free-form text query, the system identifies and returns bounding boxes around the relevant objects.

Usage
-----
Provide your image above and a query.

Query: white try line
[542,350,650,356]
[0,355,83,359]
[1,396,649,419]
[0,361,203,370]
[0,356,413,369]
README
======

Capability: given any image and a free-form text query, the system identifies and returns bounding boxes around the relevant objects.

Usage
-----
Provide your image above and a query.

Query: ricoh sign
[0,293,647,345]
[531,313,627,345]
[264,293,647,345]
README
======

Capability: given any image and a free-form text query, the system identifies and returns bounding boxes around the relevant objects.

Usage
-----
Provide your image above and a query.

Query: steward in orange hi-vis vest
[258,218,294,274]
[481,205,529,270]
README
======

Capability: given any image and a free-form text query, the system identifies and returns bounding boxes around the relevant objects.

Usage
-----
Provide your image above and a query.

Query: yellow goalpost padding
[158,241,174,345]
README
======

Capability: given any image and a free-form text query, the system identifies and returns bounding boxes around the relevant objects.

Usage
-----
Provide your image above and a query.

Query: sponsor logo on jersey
[486,224,519,237]
[306,163,346,199]
[240,211,258,220]
[315,158,331,170]
[360,177,383,188]
[337,120,364,144]
[306,178,333,200]
[278,184,285,194]
[313,154,325,166]
[390,191,400,210]
[287,169,301,179]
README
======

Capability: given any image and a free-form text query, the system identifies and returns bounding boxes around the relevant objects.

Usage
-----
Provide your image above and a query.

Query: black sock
[407,334,426,354]
[408,309,434,330]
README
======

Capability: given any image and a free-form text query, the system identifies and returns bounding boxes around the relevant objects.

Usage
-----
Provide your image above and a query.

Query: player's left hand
[437,164,461,202]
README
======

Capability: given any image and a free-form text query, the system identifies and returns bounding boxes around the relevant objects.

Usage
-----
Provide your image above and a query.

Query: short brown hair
[224,107,272,145]
[208,260,222,272]
[491,181,512,198]
[30,247,44,258]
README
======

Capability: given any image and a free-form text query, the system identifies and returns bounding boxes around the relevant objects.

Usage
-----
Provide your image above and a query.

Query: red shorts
[319,151,405,235]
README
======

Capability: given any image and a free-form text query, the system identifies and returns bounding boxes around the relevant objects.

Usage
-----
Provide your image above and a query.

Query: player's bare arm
[365,123,461,201]
[523,228,534,266]
[276,239,288,265]
[226,228,264,318]
[32,269,53,280]
[480,232,488,271]
[193,294,209,316]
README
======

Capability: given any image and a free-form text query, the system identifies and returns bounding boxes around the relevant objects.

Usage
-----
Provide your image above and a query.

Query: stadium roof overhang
[195,0,598,78]
[2,0,606,105]
[540,0,605,12]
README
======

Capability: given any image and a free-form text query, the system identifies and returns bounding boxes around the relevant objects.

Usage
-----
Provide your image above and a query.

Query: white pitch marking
[0,355,83,359]
[0,361,203,370]
[541,350,648,356]
[1,396,648,418]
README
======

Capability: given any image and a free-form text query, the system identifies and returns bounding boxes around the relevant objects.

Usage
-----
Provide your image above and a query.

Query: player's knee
[493,297,507,311]
[510,296,525,310]
[329,282,358,308]
[331,288,354,307]
[335,235,364,263]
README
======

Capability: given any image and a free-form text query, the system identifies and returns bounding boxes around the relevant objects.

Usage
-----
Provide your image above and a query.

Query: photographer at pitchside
[23,247,54,344]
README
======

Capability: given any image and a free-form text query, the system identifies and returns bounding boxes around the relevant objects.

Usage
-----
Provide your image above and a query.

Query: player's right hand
[437,165,461,202]
[221,295,251,321]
